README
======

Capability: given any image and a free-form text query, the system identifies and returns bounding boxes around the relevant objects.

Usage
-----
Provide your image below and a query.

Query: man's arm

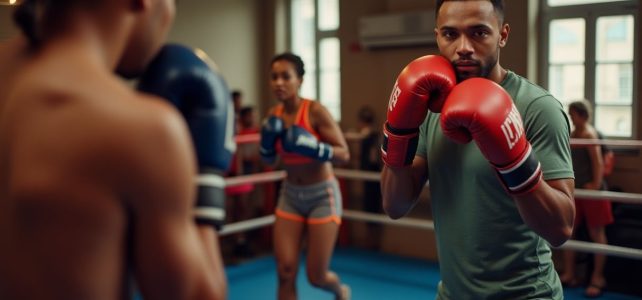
[381,156,428,219]
[124,102,226,299]
[514,178,575,247]
[380,55,455,219]
[584,130,604,190]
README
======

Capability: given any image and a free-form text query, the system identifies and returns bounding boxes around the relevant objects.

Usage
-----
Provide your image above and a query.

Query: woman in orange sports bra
[260,53,351,300]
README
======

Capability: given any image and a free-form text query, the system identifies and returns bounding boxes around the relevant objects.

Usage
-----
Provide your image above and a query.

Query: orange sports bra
[274,99,320,165]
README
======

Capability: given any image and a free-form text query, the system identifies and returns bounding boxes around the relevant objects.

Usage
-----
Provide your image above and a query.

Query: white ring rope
[234,133,642,148]
[342,210,434,230]
[224,170,286,187]
[574,189,642,204]
[219,214,275,236]
[341,211,642,260]
[220,209,642,261]
[333,168,382,182]
[561,239,642,261]
[221,169,642,261]
[224,169,642,205]
[570,138,642,148]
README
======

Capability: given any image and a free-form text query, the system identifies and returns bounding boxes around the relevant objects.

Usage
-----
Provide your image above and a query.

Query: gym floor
[226,247,642,300]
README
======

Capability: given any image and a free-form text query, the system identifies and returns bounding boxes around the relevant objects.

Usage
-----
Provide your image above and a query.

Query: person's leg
[559,248,578,285]
[363,181,383,250]
[306,221,349,300]
[305,178,349,300]
[585,226,608,297]
[273,217,305,300]
[560,198,583,286]
[582,199,613,297]
[274,182,308,300]
[235,190,256,255]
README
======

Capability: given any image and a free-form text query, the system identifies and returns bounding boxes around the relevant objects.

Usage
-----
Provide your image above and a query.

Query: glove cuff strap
[194,207,225,227]
[317,142,333,161]
[495,144,542,194]
[382,123,419,167]
[195,173,226,230]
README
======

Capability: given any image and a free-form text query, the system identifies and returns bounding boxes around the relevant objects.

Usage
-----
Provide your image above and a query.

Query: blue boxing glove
[282,125,333,161]
[259,116,284,164]
[137,44,235,230]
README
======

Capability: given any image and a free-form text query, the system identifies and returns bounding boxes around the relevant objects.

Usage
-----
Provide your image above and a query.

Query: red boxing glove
[382,55,456,167]
[440,78,542,194]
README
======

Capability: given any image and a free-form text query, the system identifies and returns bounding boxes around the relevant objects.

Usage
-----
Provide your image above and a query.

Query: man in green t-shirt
[380,0,575,299]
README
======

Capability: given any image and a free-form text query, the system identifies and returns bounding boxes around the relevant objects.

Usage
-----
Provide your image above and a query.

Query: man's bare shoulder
[90,88,196,186]
[108,89,189,143]
[104,92,197,211]
[32,77,193,195]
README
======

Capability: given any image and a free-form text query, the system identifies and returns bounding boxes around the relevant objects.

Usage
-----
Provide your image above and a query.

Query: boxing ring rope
[224,169,642,205]
[574,189,642,204]
[221,168,642,261]
[569,138,642,148]
[237,133,642,148]
[219,215,276,236]
[227,134,642,259]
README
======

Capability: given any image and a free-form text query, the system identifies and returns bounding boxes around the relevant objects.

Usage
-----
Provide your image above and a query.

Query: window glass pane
[596,15,634,62]
[301,72,317,101]
[548,64,584,106]
[318,0,339,31]
[549,18,585,63]
[319,37,341,120]
[548,0,629,7]
[595,63,632,105]
[595,106,631,137]
[291,0,316,99]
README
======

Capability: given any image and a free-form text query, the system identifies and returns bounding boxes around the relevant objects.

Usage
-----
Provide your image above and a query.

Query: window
[290,0,342,120]
[541,0,638,137]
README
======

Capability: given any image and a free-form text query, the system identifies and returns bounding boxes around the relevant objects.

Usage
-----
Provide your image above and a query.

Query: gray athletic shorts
[275,177,342,225]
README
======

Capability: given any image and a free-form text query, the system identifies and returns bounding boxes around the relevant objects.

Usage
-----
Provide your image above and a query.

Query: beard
[453,51,499,82]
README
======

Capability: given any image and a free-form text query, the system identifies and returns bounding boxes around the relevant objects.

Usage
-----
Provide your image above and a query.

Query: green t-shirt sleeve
[416,114,430,159]
[523,95,575,181]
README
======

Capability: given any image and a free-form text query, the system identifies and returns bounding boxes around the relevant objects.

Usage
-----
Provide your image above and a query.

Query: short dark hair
[13,0,98,48]
[358,106,375,125]
[568,100,592,121]
[435,0,505,24]
[271,52,305,78]
[231,90,242,99]
[239,106,254,118]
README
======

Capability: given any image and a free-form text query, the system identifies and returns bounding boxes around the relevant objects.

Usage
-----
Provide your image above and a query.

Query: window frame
[288,0,342,121]
[539,0,639,138]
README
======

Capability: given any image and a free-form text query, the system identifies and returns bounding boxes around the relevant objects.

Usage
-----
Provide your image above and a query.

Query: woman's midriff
[283,161,333,185]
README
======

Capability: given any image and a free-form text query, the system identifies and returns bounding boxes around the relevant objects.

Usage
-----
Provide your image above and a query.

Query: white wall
[169,0,262,109]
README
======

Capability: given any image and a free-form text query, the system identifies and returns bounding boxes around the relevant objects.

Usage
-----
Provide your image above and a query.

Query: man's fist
[382,55,456,167]
[440,78,542,194]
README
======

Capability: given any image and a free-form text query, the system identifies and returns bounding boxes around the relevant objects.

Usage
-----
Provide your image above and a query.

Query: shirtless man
[0,1,227,299]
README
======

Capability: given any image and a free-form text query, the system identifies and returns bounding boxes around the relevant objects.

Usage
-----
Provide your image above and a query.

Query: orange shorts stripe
[307,215,341,225]
[275,208,305,222]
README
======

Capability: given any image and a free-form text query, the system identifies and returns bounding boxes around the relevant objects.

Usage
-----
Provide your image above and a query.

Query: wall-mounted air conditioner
[358,11,436,49]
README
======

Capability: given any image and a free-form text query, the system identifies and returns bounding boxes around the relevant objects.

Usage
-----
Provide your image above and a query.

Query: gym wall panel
[169,0,264,111]
[339,0,432,133]
[336,0,434,259]
[338,0,532,133]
